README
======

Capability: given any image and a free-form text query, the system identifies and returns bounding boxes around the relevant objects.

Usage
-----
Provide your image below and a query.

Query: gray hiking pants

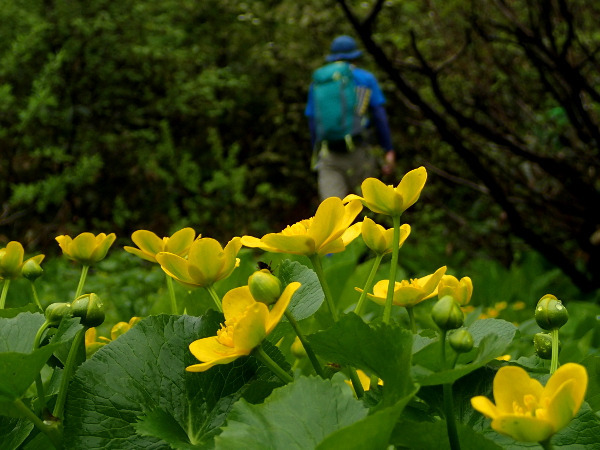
[316,143,378,201]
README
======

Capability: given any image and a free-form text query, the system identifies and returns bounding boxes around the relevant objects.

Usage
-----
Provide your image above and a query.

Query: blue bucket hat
[326,35,363,62]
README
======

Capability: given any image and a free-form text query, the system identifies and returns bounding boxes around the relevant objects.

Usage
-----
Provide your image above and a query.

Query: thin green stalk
[539,438,554,450]
[309,254,338,323]
[440,330,461,450]
[550,328,560,374]
[284,311,324,377]
[348,367,365,399]
[165,274,178,314]
[32,321,52,413]
[53,327,85,420]
[406,306,417,333]
[0,279,11,309]
[74,265,89,299]
[254,345,293,383]
[31,282,43,312]
[13,399,61,449]
[354,254,383,316]
[205,285,223,312]
[383,215,401,324]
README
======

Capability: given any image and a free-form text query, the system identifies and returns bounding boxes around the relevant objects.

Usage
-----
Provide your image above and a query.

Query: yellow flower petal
[90,233,116,262]
[260,234,315,255]
[232,303,269,352]
[123,246,156,263]
[471,396,500,419]
[491,415,554,443]
[395,166,427,212]
[131,230,164,258]
[156,252,195,285]
[267,282,301,334]
[165,227,196,255]
[187,336,242,372]
[541,363,587,415]
[309,197,347,250]
[493,366,544,414]
[361,178,397,215]
[222,286,256,322]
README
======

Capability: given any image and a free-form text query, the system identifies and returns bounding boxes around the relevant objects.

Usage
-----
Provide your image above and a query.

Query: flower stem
[33,321,52,413]
[354,254,383,316]
[13,398,62,448]
[383,215,401,324]
[309,254,338,323]
[0,279,11,309]
[348,367,365,398]
[205,285,223,313]
[550,328,560,375]
[284,311,324,377]
[539,438,554,450]
[165,274,178,314]
[254,345,293,384]
[31,282,43,312]
[74,265,89,299]
[406,306,417,333]
[440,330,461,450]
[53,327,85,420]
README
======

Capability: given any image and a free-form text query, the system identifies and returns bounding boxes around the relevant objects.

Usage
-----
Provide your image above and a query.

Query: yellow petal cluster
[56,232,116,266]
[344,167,427,217]
[359,266,447,307]
[156,237,242,288]
[85,317,141,356]
[471,363,588,443]
[124,228,197,263]
[361,217,411,255]
[186,282,301,372]
[0,241,44,280]
[438,274,473,306]
[241,197,362,256]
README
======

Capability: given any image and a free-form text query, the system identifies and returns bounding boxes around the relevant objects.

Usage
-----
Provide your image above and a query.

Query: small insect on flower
[257,261,273,273]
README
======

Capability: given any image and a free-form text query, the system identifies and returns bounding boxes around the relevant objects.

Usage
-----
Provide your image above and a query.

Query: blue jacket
[305,66,393,151]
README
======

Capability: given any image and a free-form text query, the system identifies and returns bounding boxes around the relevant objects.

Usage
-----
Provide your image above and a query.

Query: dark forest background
[2,0,599,293]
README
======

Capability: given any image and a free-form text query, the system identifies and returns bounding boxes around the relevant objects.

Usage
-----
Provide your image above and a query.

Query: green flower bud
[448,328,474,354]
[533,332,558,360]
[22,259,44,281]
[248,269,282,305]
[45,302,72,326]
[71,293,105,328]
[535,294,568,330]
[432,295,464,331]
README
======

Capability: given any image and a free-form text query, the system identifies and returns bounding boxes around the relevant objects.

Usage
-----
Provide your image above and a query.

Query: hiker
[305,35,395,200]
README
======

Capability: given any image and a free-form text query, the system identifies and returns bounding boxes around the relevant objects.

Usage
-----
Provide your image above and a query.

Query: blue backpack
[312,62,370,144]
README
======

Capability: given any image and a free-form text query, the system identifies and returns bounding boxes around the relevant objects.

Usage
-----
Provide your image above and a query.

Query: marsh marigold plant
[186,282,301,372]
[471,363,588,443]
[56,232,116,266]
[124,228,197,263]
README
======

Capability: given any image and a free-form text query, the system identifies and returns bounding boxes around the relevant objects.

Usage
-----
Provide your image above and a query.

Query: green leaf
[0,312,46,352]
[0,348,57,404]
[0,416,34,450]
[278,260,324,321]
[391,419,503,450]
[580,356,600,413]
[63,313,279,448]
[0,304,39,319]
[412,319,517,386]
[316,384,420,450]
[308,313,415,406]
[215,376,368,450]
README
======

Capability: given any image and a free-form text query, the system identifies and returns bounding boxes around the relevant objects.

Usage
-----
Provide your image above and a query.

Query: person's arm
[370,104,395,175]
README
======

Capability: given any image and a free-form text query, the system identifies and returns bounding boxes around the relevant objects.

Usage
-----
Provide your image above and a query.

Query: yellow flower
[241,197,362,256]
[124,228,197,263]
[0,241,44,280]
[110,316,141,340]
[85,317,141,357]
[358,266,446,308]
[56,232,116,266]
[345,370,383,393]
[361,217,411,255]
[437,275,473,306]
[156,237,242,288]
[344,167,427,217]
[471,363,588,443]
[186,282,301,372]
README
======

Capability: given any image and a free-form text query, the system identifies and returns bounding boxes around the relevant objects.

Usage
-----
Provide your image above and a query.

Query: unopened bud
[248,269,282,305]
[533,332,560,360]
[290,337,307,359]
[45,302,72,326]
[448,328,474,353]
[432,296,464,331]
[22,259,44,281]
[535,294,568,331]
[71,293,105,328]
